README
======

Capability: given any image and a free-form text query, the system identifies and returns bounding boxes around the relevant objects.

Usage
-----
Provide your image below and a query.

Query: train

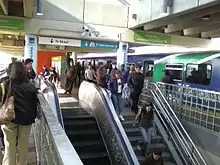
[78,50,220,92]
[150,51,220,92]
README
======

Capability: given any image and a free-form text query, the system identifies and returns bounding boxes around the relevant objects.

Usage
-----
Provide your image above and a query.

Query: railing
[36,77,64,127]
[139,82,207,165]
[34,93,83,165]
[156,82,220,134]
[79,81,139,165]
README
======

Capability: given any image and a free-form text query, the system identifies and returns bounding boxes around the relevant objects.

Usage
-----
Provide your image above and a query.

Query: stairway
[62,107,111,165]
[121,111,177,165]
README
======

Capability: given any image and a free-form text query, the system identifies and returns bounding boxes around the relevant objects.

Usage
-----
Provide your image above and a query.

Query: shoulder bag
[0,81,15,123]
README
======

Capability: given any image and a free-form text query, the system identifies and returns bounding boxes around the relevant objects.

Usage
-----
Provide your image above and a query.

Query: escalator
[43,79,206,165]
[62,107,111,165]
[122,111,177,165]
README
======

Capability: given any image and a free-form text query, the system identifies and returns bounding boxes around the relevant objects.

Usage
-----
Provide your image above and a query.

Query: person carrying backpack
[134,102,155,154]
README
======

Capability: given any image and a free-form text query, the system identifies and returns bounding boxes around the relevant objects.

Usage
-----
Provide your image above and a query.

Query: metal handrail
[79,81,139,165]
[151,90,196,164]
[100,87,140,165]
[44,80,64,128]
[36,76,64,128]
[146,82,207,165]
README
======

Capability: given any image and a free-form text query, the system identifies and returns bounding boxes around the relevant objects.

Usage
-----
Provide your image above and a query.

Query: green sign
[133,31,171,44]
[0,17,24,30]
[81,40,119,49]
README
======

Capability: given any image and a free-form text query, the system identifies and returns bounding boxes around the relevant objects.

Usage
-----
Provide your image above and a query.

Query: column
[71,52,77,65]
[117,42,128,70]
[24,34,38,71]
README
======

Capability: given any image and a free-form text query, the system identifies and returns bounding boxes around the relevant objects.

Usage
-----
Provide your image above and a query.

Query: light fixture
[8,35,12,39]
[36,0,43,16]
[202,14,211,21]
[118,0,130,6]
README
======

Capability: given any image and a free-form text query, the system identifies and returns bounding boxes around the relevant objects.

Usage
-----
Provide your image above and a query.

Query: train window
[167,70,183,81]
[186,64,212,85]
[144,61,154,77]
[165,64,184,81]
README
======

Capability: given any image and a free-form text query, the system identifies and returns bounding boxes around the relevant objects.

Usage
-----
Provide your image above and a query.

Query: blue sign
[29,37,35,44]
[81,40,119,49]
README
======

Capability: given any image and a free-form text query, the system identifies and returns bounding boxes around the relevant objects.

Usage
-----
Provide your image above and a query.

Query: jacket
[128,72,144,90]
[141,154,163,165]
[108,76,123,94]
[0,80,38,125]
[121,70,129,84]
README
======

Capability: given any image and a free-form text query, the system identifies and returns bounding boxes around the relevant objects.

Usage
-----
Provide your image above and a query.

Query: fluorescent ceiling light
[118,0,130,6]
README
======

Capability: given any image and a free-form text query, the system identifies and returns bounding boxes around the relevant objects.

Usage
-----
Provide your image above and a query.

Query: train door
[143,61,154,82]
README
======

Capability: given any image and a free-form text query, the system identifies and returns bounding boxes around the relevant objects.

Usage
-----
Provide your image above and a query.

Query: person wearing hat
[141,148,163,165]
[142,151,163,165]
[24,58,36,81]
[128,64,144,114]
[108,70,125,121]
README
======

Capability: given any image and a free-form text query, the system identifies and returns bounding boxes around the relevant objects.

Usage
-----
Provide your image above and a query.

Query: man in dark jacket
[141,150,163,165]
[24,58,36,81]
[128,64,144,114]
[64,60,76,94]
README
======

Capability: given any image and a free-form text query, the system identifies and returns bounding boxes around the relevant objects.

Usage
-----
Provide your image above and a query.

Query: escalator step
[72,139,104,147]
[81,156,111,165]
[62,109,90,116]
[64,120,97,130]
[147,143,166,153]
[163,161,177,165]
[80,151,108,159]
[162,152,172,161]
[125,128,142,136]
[66,129,100,136]
[63,114,93,120]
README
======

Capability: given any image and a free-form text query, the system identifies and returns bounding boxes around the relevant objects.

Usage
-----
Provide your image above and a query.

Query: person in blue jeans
[109,71,125,121]
[134,102,154,154]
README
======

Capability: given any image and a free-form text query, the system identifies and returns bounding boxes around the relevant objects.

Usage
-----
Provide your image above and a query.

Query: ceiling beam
[0,0,8,15]
[143,4,220,31]
[184,22,220,36]
[23,0,34,17]
[201,29,220,38]
[165,12,220,33]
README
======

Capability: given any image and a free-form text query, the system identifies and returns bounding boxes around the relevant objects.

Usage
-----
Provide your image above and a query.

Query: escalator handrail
[38,76,64,128]
[151,90,192,165]
[79,81,139,165]
[148,82,207,165]
[44,80,64,128]
[99,87,140,165]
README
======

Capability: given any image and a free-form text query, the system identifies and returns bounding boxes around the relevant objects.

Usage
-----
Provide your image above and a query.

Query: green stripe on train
[152,52,218,82]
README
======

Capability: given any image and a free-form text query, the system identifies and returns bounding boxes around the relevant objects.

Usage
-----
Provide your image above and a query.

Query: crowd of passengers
[64,55,164,164]
[0,54,166,165]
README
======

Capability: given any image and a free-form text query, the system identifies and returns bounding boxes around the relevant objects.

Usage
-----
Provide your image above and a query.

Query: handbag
[0,81,15,123]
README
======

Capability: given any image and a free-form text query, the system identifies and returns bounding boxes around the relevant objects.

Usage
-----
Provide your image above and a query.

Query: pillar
[71,52,77,65]
[24,34,38,71]
[117,42,128,70]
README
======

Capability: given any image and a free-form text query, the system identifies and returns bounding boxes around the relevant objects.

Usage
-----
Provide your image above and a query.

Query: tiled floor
[0,128,37,165]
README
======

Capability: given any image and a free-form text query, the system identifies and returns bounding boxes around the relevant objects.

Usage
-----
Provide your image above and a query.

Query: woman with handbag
[0,62,38,165]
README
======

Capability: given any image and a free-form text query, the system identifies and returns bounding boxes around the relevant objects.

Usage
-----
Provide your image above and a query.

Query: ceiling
[133,1,220,39]
[0,0,34,17]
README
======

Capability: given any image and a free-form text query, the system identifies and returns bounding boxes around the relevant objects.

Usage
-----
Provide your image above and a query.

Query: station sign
[0,17,24,30]
[81,40,119,49]
[38,36,81,47]
[133,31,171,44]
